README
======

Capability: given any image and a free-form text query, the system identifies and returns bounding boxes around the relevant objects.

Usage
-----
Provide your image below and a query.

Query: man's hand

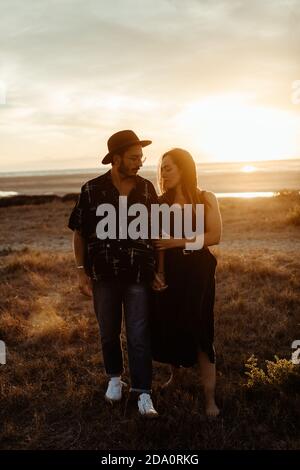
[152,272,168,292]
[77,270,93,297]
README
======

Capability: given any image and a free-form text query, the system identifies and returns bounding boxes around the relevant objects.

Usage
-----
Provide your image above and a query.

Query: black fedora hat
[102,130,152,164]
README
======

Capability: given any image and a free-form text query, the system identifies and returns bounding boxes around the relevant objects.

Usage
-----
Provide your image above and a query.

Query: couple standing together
[68,130,222,419]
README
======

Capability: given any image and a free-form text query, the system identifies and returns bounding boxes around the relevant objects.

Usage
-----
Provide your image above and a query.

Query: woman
[151,148,222,417]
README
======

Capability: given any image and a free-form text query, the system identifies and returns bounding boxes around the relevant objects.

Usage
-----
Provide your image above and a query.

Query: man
[68,130,159,418]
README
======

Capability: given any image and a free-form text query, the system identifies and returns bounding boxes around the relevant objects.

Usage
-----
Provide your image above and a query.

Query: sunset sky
[0,0,300,171]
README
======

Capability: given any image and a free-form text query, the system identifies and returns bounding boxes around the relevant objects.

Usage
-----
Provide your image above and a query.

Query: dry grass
[0,195,300,450]
[286,205,300,226]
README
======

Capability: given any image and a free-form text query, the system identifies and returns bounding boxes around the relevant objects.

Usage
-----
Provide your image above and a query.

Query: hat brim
[101,140,152,164]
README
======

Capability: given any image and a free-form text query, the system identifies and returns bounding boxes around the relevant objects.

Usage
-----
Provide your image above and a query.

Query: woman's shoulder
[201,189,216,200]
[197,189,217,206]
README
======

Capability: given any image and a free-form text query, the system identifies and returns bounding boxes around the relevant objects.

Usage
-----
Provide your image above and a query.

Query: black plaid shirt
[68,170,158,283]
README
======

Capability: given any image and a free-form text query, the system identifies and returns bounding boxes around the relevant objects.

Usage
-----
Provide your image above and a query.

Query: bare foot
[205,401,220,418]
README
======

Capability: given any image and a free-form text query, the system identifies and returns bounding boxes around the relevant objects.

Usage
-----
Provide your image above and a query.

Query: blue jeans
[92,280,152,393]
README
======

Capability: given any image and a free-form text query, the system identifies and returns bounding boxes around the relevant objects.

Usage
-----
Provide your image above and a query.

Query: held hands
[153,236,185,251]
[77,269,93,297]
[152,272,168,292]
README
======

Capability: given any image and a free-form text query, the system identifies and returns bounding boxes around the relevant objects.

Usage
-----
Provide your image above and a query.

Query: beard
[119,160,139,177]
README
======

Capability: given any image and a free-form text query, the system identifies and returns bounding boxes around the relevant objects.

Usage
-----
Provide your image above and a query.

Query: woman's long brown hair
[158,148,205,210]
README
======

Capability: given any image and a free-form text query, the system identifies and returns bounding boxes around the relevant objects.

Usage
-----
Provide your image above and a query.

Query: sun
[241,165,256,173]
[173,94,300,163]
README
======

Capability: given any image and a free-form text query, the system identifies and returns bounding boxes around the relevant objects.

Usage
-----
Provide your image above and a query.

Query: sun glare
[241,165,257,173]
[173,94,300,163]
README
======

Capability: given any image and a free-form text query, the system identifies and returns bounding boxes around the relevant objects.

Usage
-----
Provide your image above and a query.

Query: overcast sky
[0,0,300,171]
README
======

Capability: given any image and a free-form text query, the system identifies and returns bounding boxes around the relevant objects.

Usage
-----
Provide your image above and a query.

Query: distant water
[216,192,275,198]
[0,191,19,198]
[0,190,278,199]
[1,158,300,177]
[0,159,299,198]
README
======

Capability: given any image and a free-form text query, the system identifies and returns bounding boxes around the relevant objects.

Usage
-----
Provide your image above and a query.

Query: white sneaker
[138,393,159,418]
[105,377,125,403]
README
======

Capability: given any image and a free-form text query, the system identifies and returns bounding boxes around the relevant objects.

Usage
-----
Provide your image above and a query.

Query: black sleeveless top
[158,189,207,238]
[150,189,217,366]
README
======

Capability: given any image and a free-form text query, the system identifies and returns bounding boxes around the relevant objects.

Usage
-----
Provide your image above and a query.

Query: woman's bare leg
[198,351,220,417]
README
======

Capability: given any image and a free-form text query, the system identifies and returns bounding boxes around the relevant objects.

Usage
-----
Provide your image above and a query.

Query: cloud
[0,0,300,170]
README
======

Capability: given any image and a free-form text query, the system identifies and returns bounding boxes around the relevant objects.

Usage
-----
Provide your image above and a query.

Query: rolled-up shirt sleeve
[67,185,88,236]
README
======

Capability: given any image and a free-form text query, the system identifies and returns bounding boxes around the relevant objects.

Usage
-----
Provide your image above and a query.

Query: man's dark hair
[111,144,132,165]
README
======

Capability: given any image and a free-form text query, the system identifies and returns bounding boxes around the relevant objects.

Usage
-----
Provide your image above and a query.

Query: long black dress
[150,193,217,367]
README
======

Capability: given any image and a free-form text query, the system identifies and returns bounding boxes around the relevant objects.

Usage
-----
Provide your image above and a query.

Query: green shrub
[244,355,300,389]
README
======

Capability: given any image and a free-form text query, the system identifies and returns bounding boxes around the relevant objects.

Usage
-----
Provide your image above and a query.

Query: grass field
[0,192,299,450]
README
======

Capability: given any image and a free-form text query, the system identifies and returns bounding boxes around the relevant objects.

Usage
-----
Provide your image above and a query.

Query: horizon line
[0,156,300,176]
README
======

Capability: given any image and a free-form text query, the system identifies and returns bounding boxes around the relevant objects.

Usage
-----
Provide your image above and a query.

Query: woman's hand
[152,272,168,292]
[153,237,185,250]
